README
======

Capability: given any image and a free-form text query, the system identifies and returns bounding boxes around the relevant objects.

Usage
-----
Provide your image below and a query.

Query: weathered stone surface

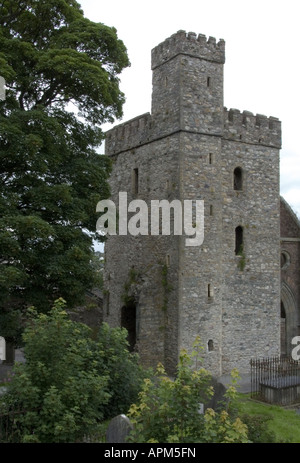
[106,415,133,443]
[280,197,300,356]
[103,30,282,377]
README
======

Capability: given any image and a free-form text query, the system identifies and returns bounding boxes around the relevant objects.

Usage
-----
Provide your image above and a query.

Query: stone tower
[103,31,282,377]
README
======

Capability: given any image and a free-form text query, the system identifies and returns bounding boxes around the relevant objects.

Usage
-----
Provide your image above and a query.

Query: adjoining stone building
[280,197,300,357]
[103,30,298,377]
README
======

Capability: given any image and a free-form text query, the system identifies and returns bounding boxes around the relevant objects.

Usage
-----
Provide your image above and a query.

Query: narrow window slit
[235,226,244,255]
[133,168,139,195]
[234,167,243,191]
[208,339,214,351]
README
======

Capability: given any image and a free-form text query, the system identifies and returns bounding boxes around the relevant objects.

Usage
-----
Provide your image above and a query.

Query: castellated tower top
[151,30,225,69]
[105,31,281,156]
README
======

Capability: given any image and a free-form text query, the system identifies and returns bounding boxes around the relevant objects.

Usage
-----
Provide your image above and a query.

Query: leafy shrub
[240,414,276,443]
[0,299,109,442]
[0,299,147,442]
[127,339,249,443]
[96,322,149,419]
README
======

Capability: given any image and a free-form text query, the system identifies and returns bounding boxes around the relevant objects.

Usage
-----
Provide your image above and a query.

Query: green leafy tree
[0,299,110,443]
[0,299,148,442]
[96,322,150,419]
[0,0,130,340]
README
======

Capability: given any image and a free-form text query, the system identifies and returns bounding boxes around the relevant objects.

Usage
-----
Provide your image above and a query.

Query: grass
[236,393,300,443]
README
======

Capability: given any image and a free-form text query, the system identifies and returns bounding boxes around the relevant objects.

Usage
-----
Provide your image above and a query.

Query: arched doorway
[121,302,137,352]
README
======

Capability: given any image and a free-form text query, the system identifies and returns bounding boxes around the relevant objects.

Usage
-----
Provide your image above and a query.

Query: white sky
[79,0,300,218]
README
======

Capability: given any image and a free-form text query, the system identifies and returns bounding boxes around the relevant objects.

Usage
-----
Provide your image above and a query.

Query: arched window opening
[235,226,243,255]
[281,251,291,270]
[234,167,243,191]
[208,339,214,352]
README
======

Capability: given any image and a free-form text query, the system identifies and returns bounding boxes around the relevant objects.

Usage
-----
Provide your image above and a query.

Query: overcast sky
[79,0,300,218]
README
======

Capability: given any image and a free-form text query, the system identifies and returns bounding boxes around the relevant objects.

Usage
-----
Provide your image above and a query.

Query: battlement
[151,30,225,70]
[223,108,282,148]
[105,107,282,155]
[105,113,152,155]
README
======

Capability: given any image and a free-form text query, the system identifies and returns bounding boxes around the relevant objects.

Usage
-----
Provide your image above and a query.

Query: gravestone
[204,376,228,411]
[0,337,6,361]
[0,76,5,101]
[106,414,133,443]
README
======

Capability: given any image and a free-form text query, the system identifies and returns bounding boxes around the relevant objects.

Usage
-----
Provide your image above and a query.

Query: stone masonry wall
[104,30,282,376]
[178,132,223,376]
[220,140,281,372]
[280,198,300,351]
[104,134,182,372]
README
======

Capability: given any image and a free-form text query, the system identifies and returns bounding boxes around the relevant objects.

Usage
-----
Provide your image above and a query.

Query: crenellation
[223,107,281,147]
[151,30,225,70]
[187,31,197,40]
[197,33,207,45]
[207,36,217,46]
[105,112,152,155]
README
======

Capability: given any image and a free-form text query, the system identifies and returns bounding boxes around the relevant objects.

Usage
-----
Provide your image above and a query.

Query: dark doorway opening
[121,303,137,352]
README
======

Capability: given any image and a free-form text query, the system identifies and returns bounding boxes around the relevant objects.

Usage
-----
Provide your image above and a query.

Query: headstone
[0,76,5,101]
[204,376,228,411]
[0,337,6,361]
[197,403,204,414]
[106,414,133,443]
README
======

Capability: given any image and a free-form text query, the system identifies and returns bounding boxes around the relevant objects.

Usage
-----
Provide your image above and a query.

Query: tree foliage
[0,0,130,335]
[0,299,109,442]
[127,339,249,443]
[96,322,150,419]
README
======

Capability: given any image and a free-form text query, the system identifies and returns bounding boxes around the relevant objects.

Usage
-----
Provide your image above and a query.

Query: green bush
[96,322,150,419]
[127,339,249,443]
[0,299,109,442]
[239,414,276,443]
[0,299,147,443]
